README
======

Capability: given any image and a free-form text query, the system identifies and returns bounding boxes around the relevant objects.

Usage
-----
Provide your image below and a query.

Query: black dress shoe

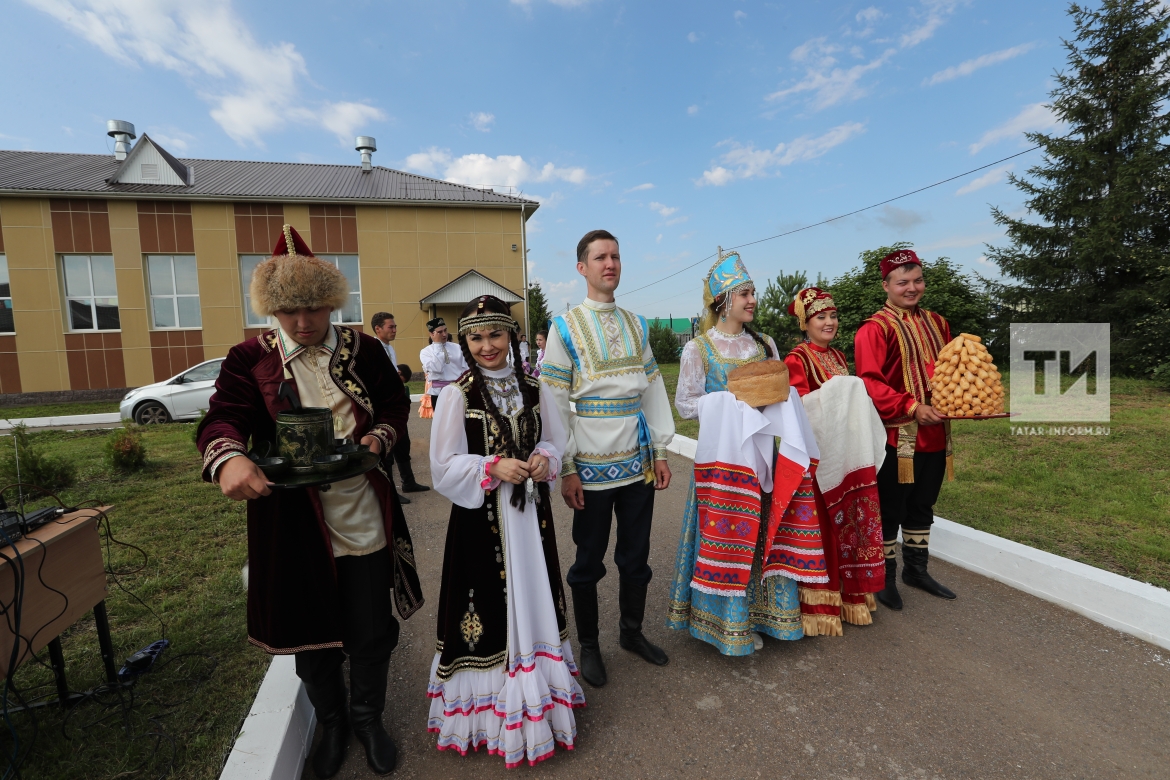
[902,546,957,600]
[401,482,430,493]
[397,493,411,505]
[876,558,903,611]
[578,644,608,687]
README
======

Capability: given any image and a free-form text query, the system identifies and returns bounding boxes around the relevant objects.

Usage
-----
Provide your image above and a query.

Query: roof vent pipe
[107,120,136,161]
[355,136,376,172]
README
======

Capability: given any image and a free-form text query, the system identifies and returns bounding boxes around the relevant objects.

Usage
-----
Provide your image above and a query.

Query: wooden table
[0,507,117,707]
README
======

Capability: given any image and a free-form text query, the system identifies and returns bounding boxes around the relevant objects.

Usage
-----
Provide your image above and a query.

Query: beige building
[0,125,536,398]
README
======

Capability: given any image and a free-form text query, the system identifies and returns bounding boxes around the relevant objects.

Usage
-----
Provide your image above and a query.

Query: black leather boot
[901,530,956,600]
[349,660,397,775]
[876,554,903,611]
[571,584,607,687]
[302,666,348,779]
[618,580,669,666]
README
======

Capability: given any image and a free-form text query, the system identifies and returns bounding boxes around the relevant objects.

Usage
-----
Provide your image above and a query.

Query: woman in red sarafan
[784,287,888,629]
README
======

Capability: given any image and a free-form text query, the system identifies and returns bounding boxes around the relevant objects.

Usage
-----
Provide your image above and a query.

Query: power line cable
[619,145,1042,305]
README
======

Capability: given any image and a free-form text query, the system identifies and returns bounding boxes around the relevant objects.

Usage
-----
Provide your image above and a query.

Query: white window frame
[147,254,201,330]
[239,253,362,327]
[62,254,120,332]
[0,255,12,334]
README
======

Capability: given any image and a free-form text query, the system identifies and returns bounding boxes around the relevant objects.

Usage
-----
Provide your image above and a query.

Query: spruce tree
[987,0,1170,376]
[526,281,552,336]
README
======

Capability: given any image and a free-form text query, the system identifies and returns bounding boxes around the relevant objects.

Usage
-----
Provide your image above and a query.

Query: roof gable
[107,134,191,186]
[420,270,523,307]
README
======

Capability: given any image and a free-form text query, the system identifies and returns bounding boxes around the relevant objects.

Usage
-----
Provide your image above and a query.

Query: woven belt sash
[575,396,654,484]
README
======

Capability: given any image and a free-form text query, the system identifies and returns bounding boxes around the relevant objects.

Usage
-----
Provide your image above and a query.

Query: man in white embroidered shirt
[419,318,468,413]
[541,229,675,689]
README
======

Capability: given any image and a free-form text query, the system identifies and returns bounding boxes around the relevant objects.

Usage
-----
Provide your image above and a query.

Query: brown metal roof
[0,147,540,211]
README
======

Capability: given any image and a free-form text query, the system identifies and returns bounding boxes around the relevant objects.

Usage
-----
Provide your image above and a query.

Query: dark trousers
[566,479,655,588]
[294,547,400,684]
[877,443,947,540]
[388,423,416,486]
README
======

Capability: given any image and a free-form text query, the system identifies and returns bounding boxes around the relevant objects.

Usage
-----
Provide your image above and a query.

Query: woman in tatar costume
[427,296,585,767]
[666,251,830,654]
[784,288,888,630]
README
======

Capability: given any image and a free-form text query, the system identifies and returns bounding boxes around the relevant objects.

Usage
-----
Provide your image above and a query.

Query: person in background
[518,333,531,363]
[397,363,412,387]
[420,318,468,414]
[372,311,398,365]
[854,249,957,610]
[533,330,548,377]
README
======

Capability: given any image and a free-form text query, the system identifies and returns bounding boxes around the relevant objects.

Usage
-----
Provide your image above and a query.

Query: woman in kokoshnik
[665,250,808,655]
[427,295,585,767]
[784,288,888,632]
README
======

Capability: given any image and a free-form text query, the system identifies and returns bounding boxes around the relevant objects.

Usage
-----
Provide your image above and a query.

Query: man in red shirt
[854,249,957,610]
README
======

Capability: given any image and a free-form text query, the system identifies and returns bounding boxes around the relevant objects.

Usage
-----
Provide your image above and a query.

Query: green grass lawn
[2,424,264,779]
[0,400,122,419]
[659,360,1170,588]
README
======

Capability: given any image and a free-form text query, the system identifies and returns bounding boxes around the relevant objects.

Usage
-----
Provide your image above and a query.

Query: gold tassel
[798,587,842,607]
[802,612,843,637]
[841,601,873,626]
[898,456,915,484]
[946,453,955,481]
[865,593,877,612]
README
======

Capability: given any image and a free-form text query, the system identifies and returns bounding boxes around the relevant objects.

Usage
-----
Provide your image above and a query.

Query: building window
[318,255,362,324]
[147,255,201,329]
[239,254,361,327]
[62,254,119,331]
[0,256,12,333]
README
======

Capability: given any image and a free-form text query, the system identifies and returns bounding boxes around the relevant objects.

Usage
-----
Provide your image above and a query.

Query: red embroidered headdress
[786,286,836,331]
[879,249,922,279]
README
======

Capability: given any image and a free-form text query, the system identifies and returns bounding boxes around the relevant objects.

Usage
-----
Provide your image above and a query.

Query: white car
[119,358,224,425]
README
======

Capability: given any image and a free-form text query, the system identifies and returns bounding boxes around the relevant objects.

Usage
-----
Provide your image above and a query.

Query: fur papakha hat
[249,224,349,316]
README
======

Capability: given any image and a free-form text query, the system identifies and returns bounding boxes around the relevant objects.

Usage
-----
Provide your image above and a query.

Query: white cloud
[147,127,196,153]
[734,10,746,22]
[511,0,595,6]
[687,32,698,43]
[25,0,384,146]
[767,38,896,110]
[925,43,1035,86]
[697,122,866,186]
[665,215,689,226]
[876,205,927,231]
[656,234,663,243]
[687,104,700,115]
[403,147,588,188]
[625,182,654,192]
[901,0,960,48]
[969,103,1060,154]
[649,202,679,217]
[955,165,1011,195]
[548,279,579,308]
[851,6,885,37]
[469,112,495,132]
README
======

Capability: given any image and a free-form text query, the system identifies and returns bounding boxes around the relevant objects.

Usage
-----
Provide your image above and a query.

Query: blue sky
[3,0,1074,318]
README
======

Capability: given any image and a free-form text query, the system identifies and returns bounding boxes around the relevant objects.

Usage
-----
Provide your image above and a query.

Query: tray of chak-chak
[937,412,1018,421]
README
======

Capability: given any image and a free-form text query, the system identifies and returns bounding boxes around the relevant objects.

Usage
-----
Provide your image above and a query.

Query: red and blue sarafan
[690,462,762,596]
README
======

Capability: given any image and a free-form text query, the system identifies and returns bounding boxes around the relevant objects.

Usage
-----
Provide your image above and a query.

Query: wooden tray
[267,451,381,490]
[939,412,1018,420]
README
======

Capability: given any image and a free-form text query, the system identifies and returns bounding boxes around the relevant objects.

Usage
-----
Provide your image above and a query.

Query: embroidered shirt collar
[884,300,920,319]
[582,297,616,312]
[277,324,337,364]
[708,326,750,342]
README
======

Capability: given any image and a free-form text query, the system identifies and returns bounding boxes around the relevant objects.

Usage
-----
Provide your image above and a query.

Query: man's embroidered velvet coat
[197,326,424,654]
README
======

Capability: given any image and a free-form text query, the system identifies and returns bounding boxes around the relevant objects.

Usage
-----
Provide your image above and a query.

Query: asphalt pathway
[308,411,1169,780]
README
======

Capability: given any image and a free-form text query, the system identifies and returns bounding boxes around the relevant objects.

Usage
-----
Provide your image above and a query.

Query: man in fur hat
[419,317,467,412]
[197,225,423,778]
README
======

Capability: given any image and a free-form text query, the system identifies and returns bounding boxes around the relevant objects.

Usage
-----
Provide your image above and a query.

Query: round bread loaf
[728,360,790,408]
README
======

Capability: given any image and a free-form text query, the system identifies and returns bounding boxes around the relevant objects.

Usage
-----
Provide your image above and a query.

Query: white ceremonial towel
[799,376,886,496]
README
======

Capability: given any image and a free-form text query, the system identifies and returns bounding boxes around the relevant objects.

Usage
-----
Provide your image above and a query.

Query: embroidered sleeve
[644,356,661,383]
[653,446,668,461]
[203,437,248,483]
[368,423,397,455]
[674,339,707,420]
[559,456,578,477]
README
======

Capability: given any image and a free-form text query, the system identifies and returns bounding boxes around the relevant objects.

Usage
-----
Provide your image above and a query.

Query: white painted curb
[928,517,1170,651]
[220,655,316,780]
[666,433,1170,651]
[0,412,122,428]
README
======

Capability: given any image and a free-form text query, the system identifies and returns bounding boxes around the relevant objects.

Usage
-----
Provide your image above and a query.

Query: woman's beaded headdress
[700,247,754,332]
[458,295,519,335]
